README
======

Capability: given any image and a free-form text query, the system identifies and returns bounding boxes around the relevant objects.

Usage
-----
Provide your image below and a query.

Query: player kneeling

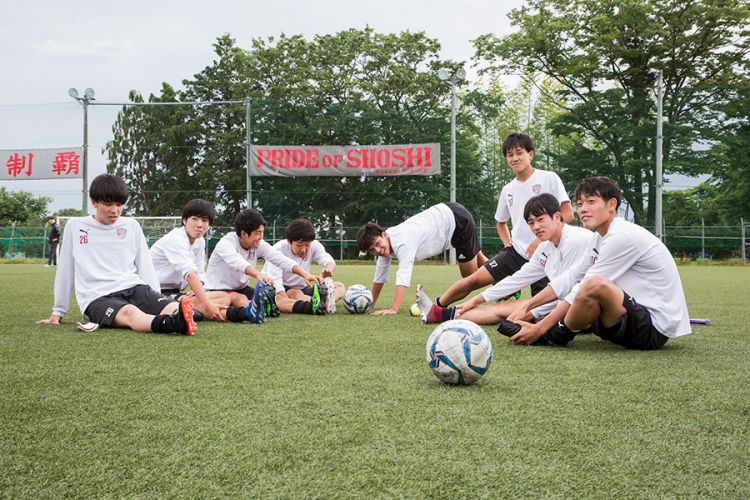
[262,219,344,315]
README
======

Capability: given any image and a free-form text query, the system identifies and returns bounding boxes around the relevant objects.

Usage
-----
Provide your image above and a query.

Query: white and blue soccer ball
[343,284,373,314]
[426,319,493,385]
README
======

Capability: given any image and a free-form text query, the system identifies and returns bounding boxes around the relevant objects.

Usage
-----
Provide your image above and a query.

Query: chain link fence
[3,220,748,263]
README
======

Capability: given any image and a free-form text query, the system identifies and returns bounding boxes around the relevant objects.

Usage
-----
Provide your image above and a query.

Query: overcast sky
[0,0,702,214]
[0,0,526,212]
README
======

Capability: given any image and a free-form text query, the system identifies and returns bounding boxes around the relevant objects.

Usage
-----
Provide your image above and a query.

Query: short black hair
[285,219,316,242]
[182,199,216,225]
[524,193,562,221]
[502,133,534,156]
[234,209,267,236]
[356,222,385,253]
[575,176,622,210]
[89,174,129,204]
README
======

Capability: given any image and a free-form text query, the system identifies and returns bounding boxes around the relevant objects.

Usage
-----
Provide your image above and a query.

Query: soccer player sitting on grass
[423,133,573,310]
[261,219,344,315]
[203,209,323,323]
[356,202,487,315]
[149,199,255,323]
[417,194,593,330]
[505,176,691,350]
[36,174,196,335]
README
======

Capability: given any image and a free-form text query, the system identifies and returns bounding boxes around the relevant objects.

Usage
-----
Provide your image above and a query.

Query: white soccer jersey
[204,232,297,291]
[549,218,691,338]
[262,240,335,294]
[495,169,570,258]
[481,225,593,318]
[150,227,206,291]
[373,203,456,288]
[52,216,160,318]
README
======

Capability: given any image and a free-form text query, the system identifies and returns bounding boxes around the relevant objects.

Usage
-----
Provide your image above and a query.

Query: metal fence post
[8,221,16,257]
[339,221,344,261]
[42,225,47,261]
[742,218,746,264]
[479,218,483,248]
[701,218,705,261]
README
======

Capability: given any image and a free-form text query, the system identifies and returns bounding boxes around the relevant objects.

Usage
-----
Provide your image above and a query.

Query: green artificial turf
[1,264,748,497]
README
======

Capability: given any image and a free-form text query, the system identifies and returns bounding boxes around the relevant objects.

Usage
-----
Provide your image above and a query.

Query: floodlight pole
[449,79,457,207]
[439,67,465,265]
[245,98,253,209]
[70,88,95,212]
[655,71,664,240]
[82,99,89,212]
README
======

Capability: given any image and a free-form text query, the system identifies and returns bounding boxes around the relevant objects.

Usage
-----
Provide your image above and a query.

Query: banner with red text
[249,144,440,177]
[1,148,83,180]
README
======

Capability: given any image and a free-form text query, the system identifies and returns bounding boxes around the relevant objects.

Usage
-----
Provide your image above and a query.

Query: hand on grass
[37,315,61,325]
[372,308,397,316]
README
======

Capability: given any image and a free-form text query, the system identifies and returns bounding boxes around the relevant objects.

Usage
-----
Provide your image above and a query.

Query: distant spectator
[46,217,60,267]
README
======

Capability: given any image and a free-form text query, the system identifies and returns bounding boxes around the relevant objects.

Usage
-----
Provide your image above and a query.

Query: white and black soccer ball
[426,319,493,385]
[343,284,373,314]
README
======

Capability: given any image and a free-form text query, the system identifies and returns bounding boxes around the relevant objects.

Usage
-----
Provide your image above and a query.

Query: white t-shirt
[150,227,206,291]
[495,169,570,257]
[481,224,593,318]
[262,240,335,294]
[373,203,456,288]
[52,216,160,318]
[204,232,297,291]
[549,218,691,338]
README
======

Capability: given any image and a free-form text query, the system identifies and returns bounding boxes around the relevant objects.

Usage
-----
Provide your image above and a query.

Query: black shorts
[285,284,315,297]
[445,202,481,263]
[483,246,549,296]
[85,284,176,327]
[206,285,254,300]
[594,292,669,350]
[160,288,183,299]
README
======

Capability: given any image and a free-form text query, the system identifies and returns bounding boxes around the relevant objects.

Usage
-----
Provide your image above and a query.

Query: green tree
[712,78,750,223]
[106,29,492,230]
[0,188,50,226]
[475,0,750,225]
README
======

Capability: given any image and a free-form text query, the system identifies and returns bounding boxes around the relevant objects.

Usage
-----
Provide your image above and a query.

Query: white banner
[249,144,440,177]
[0,148,83,180]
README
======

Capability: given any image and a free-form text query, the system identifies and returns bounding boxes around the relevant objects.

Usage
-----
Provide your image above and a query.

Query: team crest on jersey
[117,228,127,239]
[507,194,514,207]
[532,184,542,194]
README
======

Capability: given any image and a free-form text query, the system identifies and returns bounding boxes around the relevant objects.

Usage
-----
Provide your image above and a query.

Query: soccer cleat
[423,304,444,324]
[323,277,336,314]
[176,298,197,336]
[543,321,577,346]
[311,283,326,315]
[246,282,267,324]
[264,287,281,318]
[497,319,522,337]
[497,291,522,302]
[416,284,433,321]
[193,310,205,322]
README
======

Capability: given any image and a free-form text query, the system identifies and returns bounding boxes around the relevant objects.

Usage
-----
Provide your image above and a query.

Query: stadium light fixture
[438,67,466,264]
[69,87,95,212]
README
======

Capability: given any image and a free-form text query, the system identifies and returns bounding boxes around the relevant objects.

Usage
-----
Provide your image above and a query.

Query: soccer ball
[426,319,493,385]
[343,284,373,314]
